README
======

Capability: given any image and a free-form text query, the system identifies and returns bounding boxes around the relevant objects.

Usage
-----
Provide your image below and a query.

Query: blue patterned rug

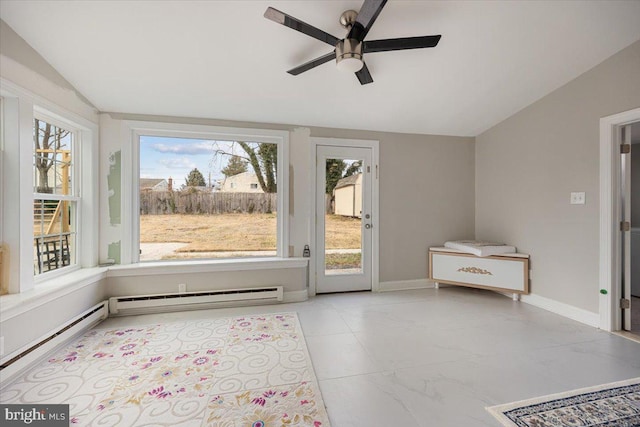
[487,378,640,427]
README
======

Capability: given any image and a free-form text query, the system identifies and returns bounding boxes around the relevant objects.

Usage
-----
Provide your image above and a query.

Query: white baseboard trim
[283,290,309,303]
[379,279,434,292]
[518,293,600,328]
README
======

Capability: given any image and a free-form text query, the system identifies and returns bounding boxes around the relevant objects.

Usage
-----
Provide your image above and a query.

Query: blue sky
[139,135,360,189]
[139,136,237,188]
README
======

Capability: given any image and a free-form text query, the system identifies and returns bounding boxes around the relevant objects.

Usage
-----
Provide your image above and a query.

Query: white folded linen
[444,240,516,257]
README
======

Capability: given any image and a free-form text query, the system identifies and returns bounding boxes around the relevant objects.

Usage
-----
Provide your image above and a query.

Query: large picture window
[33,116,77,275]
[138,134,283,261]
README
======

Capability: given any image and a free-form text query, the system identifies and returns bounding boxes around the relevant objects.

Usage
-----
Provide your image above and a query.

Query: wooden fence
[140,191,277,215]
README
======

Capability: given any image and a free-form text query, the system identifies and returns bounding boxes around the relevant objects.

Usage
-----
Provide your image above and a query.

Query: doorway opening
[599,107,640,335]
[310,138,379,295]
[624,122,640,337]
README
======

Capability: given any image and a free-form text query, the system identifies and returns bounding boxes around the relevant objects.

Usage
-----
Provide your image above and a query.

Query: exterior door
[316,145,373,293]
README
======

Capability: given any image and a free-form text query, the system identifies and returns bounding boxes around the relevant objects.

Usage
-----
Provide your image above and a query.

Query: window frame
[124,121,290,264]
[0,78,98,293]
[32,112,80,277]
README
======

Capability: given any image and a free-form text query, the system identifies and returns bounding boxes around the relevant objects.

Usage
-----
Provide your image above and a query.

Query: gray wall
[0,20,80,98]
[0,20,97,118]
[476,40,640,313]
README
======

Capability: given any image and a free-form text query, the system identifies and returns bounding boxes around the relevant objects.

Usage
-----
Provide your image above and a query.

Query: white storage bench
[428,247,530,299]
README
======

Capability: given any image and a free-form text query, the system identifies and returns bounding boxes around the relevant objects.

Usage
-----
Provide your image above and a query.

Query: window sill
[107,257,308,278]
[0,267,107,320]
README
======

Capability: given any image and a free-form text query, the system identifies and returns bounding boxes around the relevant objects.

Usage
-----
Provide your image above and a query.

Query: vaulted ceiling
[1,1,639,136]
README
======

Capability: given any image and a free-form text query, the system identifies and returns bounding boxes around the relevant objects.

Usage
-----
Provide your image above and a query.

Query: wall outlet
[178,283,187,293]
[570,192,586,205]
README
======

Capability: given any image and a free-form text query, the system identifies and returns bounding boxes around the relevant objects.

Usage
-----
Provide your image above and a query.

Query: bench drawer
[429,251,529,293]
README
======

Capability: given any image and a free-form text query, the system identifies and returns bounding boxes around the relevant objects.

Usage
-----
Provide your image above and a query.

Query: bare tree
[34,119,70,193]
[344,160,362,178]
[325,159,346,194]
[212,141,277,193]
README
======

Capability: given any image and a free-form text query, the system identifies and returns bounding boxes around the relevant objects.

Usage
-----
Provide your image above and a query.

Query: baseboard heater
[0,301,108,384]
[108,286,284,316]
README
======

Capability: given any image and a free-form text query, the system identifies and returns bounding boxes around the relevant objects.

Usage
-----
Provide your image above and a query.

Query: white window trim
[0,78,99,293]
[122,120,289,265]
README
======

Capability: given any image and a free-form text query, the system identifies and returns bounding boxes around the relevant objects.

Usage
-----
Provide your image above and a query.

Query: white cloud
[158,157,197,169]
[151,141,212,155]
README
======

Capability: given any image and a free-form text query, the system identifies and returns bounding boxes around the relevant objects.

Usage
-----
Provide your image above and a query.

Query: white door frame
[309,137,379,296]
[599,107,640,331]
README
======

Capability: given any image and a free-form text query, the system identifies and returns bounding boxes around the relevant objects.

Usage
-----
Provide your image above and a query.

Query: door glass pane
[324,158,363,274]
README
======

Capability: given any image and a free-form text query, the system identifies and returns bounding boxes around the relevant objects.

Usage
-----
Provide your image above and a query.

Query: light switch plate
[570,192,586,205]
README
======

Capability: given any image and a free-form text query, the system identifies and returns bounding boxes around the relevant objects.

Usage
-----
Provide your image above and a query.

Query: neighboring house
[140,178,168,192]
[220,172,263,193]
[334,173,362,218]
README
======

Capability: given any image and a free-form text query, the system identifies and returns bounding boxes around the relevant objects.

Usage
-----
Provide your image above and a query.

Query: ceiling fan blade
[364,35,442,53]
[287,51,336,75]
[355,62,374,85]
[265,7,340,47]
[347,0,388,41]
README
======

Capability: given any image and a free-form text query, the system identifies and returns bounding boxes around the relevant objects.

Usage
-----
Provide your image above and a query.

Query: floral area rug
[0,312,331,426]
[487,377,640,427]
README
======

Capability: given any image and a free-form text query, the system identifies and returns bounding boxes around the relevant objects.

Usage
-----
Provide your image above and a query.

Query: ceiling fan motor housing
[336,38,364,71]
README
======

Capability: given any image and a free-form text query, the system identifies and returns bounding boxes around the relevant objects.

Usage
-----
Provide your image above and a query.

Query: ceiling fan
[264,0,441,85]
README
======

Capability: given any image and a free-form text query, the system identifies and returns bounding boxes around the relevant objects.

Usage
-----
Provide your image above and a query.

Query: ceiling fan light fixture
[336,56,364,73]
[336,38,364,72]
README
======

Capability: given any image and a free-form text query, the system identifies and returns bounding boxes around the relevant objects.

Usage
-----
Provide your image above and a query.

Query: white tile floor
[98,287,640,427]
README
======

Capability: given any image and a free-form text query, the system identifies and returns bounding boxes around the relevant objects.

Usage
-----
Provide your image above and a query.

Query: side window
[33,117,78,275]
